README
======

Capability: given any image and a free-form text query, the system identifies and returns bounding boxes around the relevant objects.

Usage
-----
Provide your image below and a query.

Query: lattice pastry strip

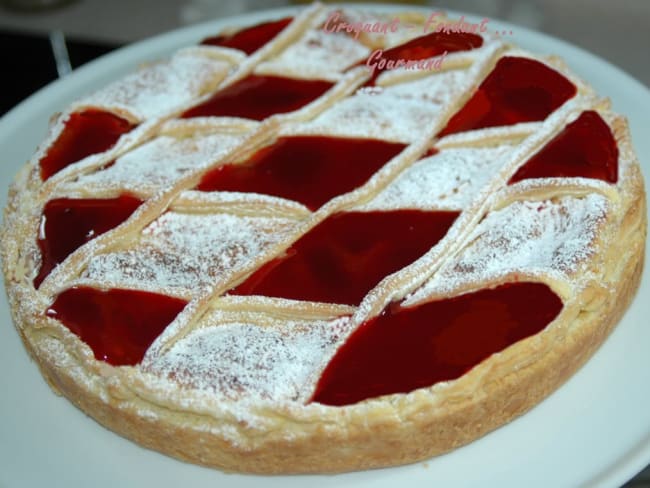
[29,122,276,298]
[77,209,299,300]
[60,129,250,197]
[406,194,610,303]
[200,141,520,311]
[141,308,352,404]
[29,135,522,385]
[253,8,373,81]
[164,7,375,133]
[19,4,326,199]
[26,50,240,195]
[349,101,640,321]
[133,193,609,405]
[24,122,532,382]
[357,143,518,211]
[288,67,477,143]
[70,47,237,122]
[132,98,638,405]
[132,115,640,407]
[53,54,520,304]
[22,30,624,332]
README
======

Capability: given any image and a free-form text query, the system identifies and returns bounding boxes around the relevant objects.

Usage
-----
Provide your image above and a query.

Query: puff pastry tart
[1,3,646,474]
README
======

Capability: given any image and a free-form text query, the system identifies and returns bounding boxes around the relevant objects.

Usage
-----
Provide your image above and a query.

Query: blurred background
[0,0,648,115]
[0,0,648,484]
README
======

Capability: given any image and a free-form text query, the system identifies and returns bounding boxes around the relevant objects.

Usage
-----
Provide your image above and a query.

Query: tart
[1,3,646,474]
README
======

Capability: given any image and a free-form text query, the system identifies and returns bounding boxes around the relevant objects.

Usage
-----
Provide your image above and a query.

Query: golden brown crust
[1,3,647,475]
[9,210,644,474]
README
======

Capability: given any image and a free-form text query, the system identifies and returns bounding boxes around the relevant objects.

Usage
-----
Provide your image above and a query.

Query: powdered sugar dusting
[359,145,514,210]
[74,50,230,120]
[143,315,351,402]
[71,132,246,193]
[406,194,609,304]
[255,29,369,80]
[82,212,296,293]
[296,69,467,142]
[381,68,469,101]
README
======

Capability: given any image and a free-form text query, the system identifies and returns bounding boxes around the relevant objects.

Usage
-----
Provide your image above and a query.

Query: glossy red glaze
[34,195,142,288]
[231,210,458,305]
[39,110,135,181]
[181,75,334,121]
[423,147,440,158]
[201,17,293,54]
[509,110,618,184]
[363,31,483,84]
[439,56,577,136]
[47,287,187,366]
[312,282,563,406]
[196,136,407,210]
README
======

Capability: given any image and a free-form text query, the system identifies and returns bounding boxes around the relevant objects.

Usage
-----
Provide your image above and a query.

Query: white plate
[1,6,649,488]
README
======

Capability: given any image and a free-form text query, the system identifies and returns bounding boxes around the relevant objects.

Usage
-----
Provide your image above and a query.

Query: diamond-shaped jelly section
[196,136,407,210]
[509,111,618,184]
[439,56,577,136]
[231,210,459,306]
[181,75,334,121]
[201,17,293,54]
[39,110,135,180]
[34,194,143,288]
[311,282,563,406]
[47,287,187,366]
[361,31,484,85]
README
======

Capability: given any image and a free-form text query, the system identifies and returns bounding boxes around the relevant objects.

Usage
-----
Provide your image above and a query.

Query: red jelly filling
[231,210,458,306]
[197,136,406,210]
[181,75,334,121]
[509,111,618,184]
[439,56,577,136]
[363,31,483,85]
[34,194,143,288]
[201,17,293,54]
[39,110,135,181]
[312,282,563,406]
[47,287,187,366]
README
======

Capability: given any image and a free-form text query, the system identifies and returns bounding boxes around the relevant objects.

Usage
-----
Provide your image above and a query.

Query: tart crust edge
[1,185,645,474]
